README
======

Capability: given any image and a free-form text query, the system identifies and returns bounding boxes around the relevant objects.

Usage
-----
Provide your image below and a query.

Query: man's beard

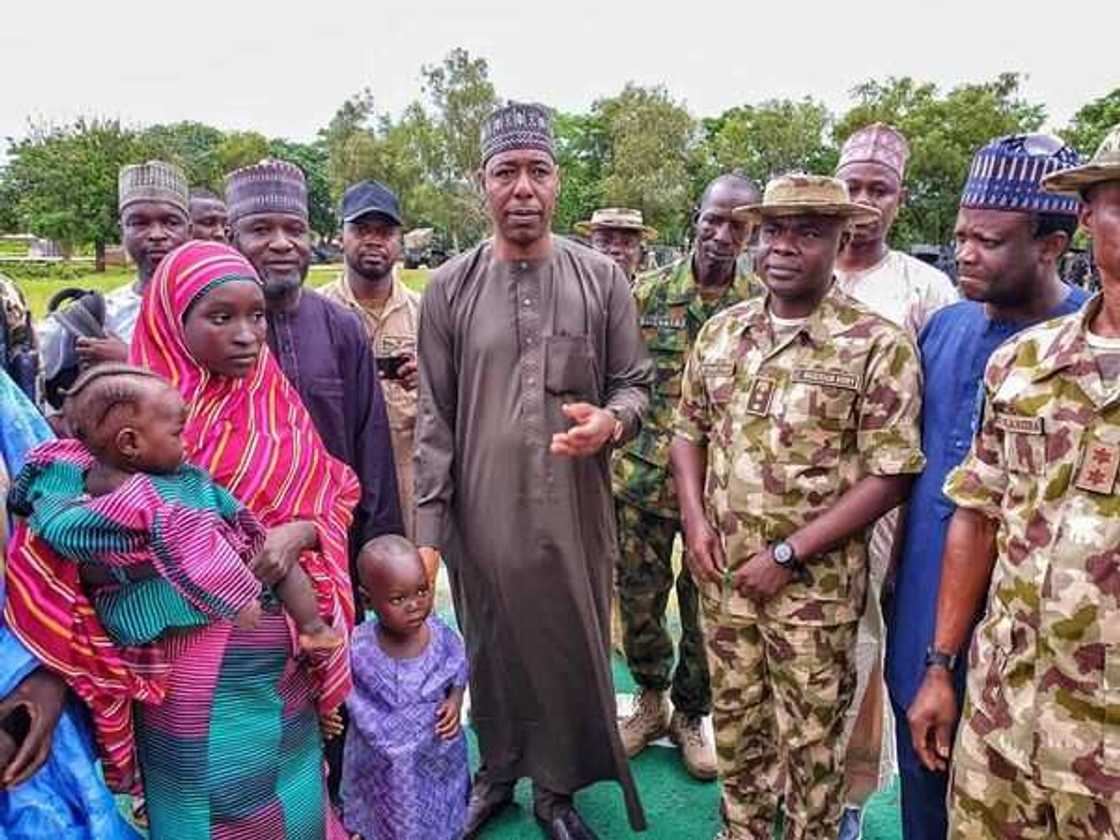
[350,256,392,283]
[260,268,305,301]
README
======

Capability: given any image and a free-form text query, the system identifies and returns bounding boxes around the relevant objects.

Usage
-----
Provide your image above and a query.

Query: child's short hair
[357,535,421,584]
[64,364,169,446]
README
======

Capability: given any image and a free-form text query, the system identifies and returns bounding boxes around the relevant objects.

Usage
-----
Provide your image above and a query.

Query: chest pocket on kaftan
[545,334,598,402]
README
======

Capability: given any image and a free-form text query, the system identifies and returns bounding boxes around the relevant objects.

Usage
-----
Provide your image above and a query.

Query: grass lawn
[9,264,430,320]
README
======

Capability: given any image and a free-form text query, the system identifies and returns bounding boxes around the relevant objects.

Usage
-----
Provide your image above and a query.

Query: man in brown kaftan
[414,102,652,840]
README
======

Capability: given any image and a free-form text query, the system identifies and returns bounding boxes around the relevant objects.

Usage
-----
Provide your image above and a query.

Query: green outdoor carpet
[458,656,902,840]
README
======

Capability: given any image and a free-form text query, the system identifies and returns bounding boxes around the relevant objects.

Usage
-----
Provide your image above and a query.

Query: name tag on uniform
[994,414,1044,435]
[1075,439,1120,495]
[747,376,777,416]
[640,315,686,330]
[791,368,860,391]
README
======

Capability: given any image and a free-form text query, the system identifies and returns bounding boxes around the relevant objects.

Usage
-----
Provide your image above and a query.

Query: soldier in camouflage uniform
[670,174,925,840]
[576,207,657,281]
[908,125,1120,838]
[612,174,761,780]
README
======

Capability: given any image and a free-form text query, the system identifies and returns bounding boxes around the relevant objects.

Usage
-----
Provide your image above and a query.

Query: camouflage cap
[1043,123,1120,196]
[573,207,658,241]
[118,160,189,215]
[732,173,880,224]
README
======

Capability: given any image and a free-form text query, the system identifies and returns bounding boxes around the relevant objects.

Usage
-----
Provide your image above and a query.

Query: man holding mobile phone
[322,180,421,539]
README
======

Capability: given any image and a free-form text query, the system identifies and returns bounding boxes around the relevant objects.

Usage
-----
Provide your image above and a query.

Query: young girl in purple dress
[342,535,469,840]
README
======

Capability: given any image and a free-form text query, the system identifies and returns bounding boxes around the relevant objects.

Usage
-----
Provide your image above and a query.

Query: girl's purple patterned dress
[342,615,470,840]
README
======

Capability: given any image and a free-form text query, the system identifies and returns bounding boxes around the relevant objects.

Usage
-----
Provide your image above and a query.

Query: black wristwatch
[924,646,958,672]
[771,540,799,571]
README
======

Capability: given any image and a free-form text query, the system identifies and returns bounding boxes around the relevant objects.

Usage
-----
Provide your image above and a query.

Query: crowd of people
[0,98,1118,840]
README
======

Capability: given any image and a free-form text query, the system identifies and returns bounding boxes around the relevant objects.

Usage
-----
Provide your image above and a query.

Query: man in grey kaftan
[414,102,651,840]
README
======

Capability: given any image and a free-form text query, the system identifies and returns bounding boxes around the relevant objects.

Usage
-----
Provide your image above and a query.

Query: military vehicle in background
[910,243,957,282]
[403,228,452,269]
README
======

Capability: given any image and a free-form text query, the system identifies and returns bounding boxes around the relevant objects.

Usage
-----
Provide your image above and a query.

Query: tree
[418,48,500,248]
[835,73,1046,247]
[552,111,607,235]
[2,117,159,270]
[698,98,836,193]
[215,131,272,176]
[593,84,695,244]
[0,172,19,234]
[320,87,378,201]
[421,48,498,182]
[268,138,335,242]
[1062,88,1120,157]
[140,121,226,190]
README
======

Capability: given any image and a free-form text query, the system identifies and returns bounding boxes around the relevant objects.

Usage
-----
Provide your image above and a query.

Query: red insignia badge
[1075,440,1120,495]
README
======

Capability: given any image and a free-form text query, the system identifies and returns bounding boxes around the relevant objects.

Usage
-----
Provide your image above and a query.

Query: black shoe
[535,803,600,840]
[463,780,515,838]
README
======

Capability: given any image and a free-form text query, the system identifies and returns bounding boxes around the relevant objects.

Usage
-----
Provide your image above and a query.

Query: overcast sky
[2,0,1116,153]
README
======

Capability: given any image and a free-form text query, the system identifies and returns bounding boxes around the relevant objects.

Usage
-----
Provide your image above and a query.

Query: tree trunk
[95,240,106,273]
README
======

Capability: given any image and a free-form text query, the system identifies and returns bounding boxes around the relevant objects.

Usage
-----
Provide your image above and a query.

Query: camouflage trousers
[615,500,711,716]
[702,602,858,840]
[950,714,1120,839]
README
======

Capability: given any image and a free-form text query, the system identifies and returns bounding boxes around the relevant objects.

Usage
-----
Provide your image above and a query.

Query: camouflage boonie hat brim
[733,174,880,225]
[574,207,658,240]
[1043,123,1120,195]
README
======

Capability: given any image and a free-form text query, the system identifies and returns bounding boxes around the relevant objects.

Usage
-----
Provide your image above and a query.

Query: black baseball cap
[341,180,403,226]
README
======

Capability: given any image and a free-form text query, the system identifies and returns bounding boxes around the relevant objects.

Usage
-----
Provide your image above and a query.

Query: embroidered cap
[480,102,554,166]
[118,160,189,215]
[960,134,1081,216]
[224,159,309,223]
[837,123,910,180]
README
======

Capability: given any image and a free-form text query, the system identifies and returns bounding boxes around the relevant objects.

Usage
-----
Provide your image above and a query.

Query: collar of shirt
[1021,293,1113,406]
[332,268,411,322]
[662,252,756,306]
[736,280,850,353]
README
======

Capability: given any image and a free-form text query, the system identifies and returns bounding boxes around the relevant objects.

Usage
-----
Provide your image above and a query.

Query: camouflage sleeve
[672,331,711,445]
[942,345,1014,516]
[858,331,926,476]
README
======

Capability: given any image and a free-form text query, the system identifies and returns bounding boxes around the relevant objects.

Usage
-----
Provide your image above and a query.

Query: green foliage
[591,84,694,245]
[1060,88,1120,157]
[552,111,607,234]
[320,49,498,249]
[268,138,334,242]
[834,73,1046,248]
[320,87,378,201]
[0,176,20,234]
[2,117,163,258]
[699,98,837,192]
[2,62,1108,261]
[139,121,226,190]
[215,131,272,175]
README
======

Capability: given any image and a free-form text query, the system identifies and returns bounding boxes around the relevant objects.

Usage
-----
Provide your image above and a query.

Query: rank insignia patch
[1075,440,1120,495]
[747,376,777,416]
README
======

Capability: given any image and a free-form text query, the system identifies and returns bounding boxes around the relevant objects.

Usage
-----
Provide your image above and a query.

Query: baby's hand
[320,709,345,741]
[235,600,262,630]
[435,697,462,741]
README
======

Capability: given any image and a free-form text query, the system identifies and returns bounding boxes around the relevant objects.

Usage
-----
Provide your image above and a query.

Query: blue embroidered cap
[960,134,1081,216]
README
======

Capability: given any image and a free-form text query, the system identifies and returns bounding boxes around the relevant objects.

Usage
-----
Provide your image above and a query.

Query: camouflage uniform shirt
[944,294,1120,800]
[674,283,925,626]
[612,255,760,516]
